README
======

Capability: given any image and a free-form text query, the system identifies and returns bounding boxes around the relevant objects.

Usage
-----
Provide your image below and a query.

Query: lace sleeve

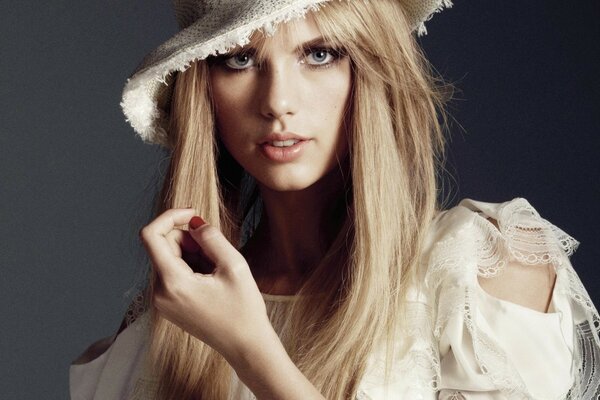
[426,198,600,399]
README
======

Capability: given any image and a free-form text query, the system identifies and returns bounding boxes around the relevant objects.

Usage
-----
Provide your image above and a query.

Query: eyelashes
[209,46,346,73]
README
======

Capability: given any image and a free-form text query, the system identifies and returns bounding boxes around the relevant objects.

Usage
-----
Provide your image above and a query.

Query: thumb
[188,217,246,274]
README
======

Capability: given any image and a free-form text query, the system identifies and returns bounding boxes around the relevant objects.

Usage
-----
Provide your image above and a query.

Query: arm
[139,208,325,400]
[229,326,325,400]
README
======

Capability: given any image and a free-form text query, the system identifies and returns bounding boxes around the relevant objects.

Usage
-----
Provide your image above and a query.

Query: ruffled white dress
[69,198,600,399]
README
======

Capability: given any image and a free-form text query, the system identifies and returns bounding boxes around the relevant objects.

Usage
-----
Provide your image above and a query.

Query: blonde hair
[147,0,449,398]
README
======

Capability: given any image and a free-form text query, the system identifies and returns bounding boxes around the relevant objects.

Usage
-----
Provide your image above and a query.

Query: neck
[243,166,349,289]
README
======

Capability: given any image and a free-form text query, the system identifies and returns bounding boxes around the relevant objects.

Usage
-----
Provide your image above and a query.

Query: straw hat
[121,0,453,146]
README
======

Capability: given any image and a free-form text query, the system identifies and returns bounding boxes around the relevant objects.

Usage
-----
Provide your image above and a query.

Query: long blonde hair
[147,1,449,398]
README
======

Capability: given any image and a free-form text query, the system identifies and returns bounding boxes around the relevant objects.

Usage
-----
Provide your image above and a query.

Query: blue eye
[303,48,342,67]
[313,50,330,63]
[224,53,255,70]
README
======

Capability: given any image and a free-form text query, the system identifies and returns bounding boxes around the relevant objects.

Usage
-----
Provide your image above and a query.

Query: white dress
[69,198,600,399]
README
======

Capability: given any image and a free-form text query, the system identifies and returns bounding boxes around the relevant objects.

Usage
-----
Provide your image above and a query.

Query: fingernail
[189,216,206,230]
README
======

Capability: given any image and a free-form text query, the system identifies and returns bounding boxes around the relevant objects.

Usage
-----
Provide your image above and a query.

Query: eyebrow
[296,36,332,51]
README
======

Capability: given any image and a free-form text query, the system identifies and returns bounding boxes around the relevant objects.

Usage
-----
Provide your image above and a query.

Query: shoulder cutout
[473,217,556,312]
[478,217,557,313]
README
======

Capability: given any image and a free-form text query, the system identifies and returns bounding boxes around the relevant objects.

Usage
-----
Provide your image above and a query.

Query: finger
[188,218,246,274]
[181,231,202,254]
[164,228,203,256]
[166,229,212,274]
[140,208,197,281]
[165,229,185,257]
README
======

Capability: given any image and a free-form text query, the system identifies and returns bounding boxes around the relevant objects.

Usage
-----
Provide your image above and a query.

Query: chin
[254,171,322,193]
[258,178,317,192]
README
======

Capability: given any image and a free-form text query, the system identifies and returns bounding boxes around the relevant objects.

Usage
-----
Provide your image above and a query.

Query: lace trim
[124,291,148,327]
[566,321,600,399]
[443,392,467,400]
[474,198,579,278]
[397,301,440,393]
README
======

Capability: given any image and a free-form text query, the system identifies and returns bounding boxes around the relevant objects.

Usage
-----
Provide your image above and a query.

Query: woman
[70,0,600,399]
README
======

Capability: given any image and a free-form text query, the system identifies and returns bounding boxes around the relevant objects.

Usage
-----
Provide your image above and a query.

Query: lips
[258,132,309,145]
[256,132,311,162]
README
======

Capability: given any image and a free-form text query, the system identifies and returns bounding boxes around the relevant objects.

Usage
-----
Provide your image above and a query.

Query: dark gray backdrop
[1,1,598,399]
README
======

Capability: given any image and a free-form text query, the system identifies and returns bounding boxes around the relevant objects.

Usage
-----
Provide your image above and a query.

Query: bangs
[222,10,346,64]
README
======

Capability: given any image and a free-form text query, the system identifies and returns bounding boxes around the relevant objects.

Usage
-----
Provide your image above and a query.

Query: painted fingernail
[189,216,206,230]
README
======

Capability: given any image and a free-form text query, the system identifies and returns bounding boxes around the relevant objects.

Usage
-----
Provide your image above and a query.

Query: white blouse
[70,198,600,399]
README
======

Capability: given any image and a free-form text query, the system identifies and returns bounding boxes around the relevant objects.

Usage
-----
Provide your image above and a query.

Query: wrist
[226,322,284,372]
[225,323,325,400]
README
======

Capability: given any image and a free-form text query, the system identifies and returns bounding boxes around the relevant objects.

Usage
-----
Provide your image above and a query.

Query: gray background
[1,1,598,398]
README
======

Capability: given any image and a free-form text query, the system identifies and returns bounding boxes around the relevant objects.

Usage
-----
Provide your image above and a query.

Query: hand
[139,208,275,363]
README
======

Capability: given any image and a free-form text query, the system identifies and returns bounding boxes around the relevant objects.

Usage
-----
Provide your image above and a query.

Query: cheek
[210,72,252,135]
[315,62,351,118]
[311,66,352,142]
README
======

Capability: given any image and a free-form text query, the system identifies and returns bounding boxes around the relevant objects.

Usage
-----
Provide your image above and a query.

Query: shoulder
[420,197,579,312]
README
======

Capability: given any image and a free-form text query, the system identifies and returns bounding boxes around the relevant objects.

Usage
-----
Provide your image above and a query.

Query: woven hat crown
[173,0,208,29]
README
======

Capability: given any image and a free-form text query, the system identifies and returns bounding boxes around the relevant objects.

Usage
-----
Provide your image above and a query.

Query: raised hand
[139,208,273,364]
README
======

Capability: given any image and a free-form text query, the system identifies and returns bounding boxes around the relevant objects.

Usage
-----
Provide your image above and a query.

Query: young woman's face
[209,15,352,192]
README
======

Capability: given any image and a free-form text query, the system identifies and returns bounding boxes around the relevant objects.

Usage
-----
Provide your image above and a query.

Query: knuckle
[193,225,222,248]
[168,229,183,242]
[169,282,187,299]
[138,226,152,242]
[161,279,188,301]
[225,257,248,276]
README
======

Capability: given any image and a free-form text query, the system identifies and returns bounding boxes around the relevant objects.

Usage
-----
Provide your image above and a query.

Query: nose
[258,64,299,120]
